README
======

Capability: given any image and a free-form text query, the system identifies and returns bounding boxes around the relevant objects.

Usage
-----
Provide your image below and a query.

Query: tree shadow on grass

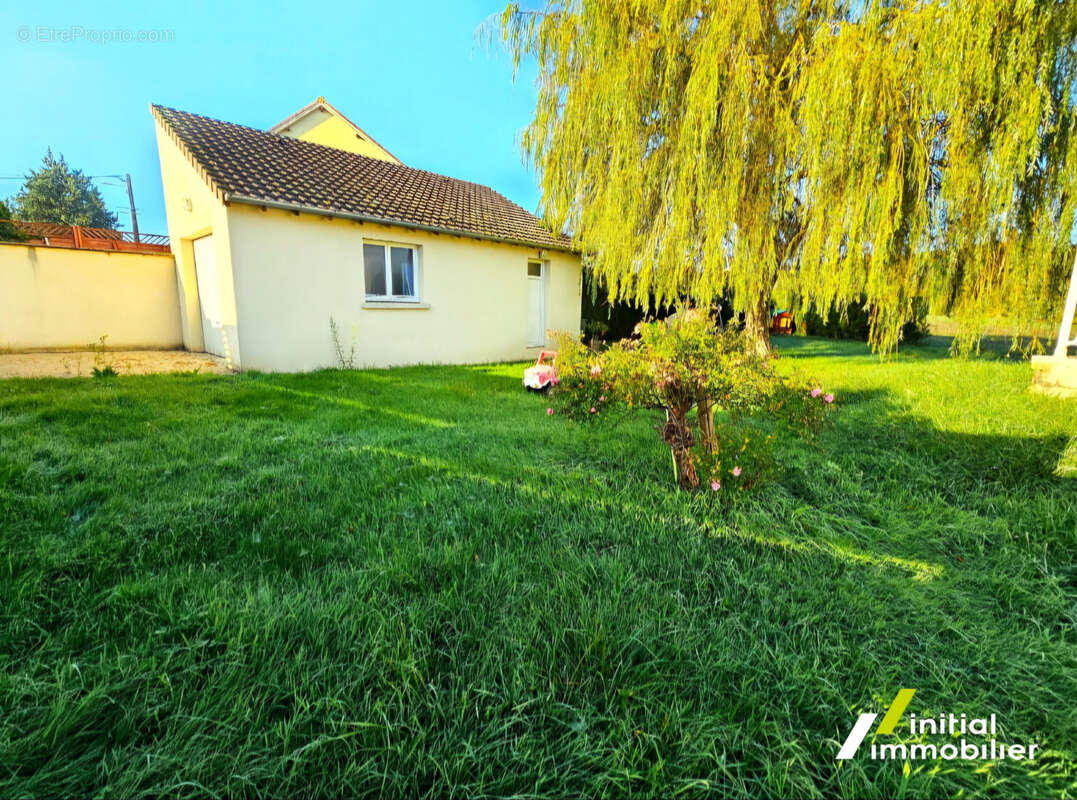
[775,331,1056,363]
[754,386,1075,595]
[414,378,1077,587]
[8,365,1072,607]
[776,335,957,362]
[237,371,1074,583]
[826,387,1074,489]
[220,375,1072,600]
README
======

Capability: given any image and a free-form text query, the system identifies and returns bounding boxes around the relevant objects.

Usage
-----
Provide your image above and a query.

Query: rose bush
[549,311,836,490]
[544,331,613,421]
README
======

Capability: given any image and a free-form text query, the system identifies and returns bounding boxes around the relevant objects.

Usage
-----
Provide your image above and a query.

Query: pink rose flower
[732,466,742,477]
[810,388,822,398]
[590,406,596,413]
[590,365,602,377]
[824,393,834,403]
[546,407,554,416]
[710,480,721,491]
[599,395,606,402]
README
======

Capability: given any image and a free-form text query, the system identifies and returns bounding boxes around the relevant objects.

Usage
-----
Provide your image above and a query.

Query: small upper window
[527,261,542,277]
[364,242,418,301]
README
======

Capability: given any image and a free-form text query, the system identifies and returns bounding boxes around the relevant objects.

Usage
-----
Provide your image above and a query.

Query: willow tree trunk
[743,294,773,358]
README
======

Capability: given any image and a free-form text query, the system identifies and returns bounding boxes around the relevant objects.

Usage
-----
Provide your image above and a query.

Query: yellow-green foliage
[499,1,1077,351]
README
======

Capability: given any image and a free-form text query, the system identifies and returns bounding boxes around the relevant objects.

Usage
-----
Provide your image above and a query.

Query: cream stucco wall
[275,109,398,162]
[154,121,242,364]
[225,205,582,371]
[0,243,181,350]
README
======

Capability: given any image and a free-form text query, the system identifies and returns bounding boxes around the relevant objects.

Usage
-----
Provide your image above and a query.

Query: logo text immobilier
[837,689,1040,762]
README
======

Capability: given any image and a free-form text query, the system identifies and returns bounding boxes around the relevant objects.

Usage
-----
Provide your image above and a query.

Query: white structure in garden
[1032,252,1077,397]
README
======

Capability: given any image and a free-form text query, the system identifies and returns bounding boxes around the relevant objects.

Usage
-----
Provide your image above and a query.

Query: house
[151,98,582,371]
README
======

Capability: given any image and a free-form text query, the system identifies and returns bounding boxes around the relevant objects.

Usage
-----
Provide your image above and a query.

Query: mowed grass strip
[0,339,1074,798]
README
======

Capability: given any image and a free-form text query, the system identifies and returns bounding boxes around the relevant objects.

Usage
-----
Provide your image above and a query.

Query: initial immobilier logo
[837,689,1041,762]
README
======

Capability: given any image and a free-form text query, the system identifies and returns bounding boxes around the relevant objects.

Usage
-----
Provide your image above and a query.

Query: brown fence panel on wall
[2,220,171,254]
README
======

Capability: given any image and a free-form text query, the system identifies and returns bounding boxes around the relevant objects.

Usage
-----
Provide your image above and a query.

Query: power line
[0,174,130,181]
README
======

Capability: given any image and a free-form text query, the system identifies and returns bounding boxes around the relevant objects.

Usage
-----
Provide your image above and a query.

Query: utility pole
[125,173,140,242]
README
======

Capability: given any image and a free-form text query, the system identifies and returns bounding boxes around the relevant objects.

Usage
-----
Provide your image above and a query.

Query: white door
[527,261,545,347]
[192,235,225,357]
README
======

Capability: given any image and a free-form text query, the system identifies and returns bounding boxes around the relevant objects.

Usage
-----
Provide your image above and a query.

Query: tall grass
[0,339,1073,797]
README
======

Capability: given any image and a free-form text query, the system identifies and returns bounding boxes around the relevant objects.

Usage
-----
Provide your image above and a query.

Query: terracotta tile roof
[151,105,575,252]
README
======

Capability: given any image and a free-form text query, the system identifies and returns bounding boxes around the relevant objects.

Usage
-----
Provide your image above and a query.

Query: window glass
[364,244,386,296]
[391,247,415,297]
[528,262,542,277]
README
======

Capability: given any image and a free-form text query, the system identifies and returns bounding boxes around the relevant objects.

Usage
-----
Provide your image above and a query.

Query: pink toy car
[523,350,558,392]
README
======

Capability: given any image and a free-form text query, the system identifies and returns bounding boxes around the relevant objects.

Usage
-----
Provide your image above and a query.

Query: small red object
[523,350,558,391]
[770,312,794,334]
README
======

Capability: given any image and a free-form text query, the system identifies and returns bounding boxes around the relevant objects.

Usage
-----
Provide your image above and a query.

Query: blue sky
[0,0,540,234]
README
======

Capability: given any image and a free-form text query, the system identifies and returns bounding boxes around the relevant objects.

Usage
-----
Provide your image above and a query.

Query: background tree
[11,150,118,228]
[0,201,24,241]
[498,1,1077,353]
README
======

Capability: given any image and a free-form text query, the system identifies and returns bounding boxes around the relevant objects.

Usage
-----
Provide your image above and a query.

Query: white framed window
[363,241,419,301]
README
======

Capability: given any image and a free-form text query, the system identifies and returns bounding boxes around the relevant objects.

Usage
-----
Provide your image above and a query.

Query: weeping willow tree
[497,1,1077,353]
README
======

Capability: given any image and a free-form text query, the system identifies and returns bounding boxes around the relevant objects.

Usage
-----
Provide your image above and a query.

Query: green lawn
[1,339,1074,798]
